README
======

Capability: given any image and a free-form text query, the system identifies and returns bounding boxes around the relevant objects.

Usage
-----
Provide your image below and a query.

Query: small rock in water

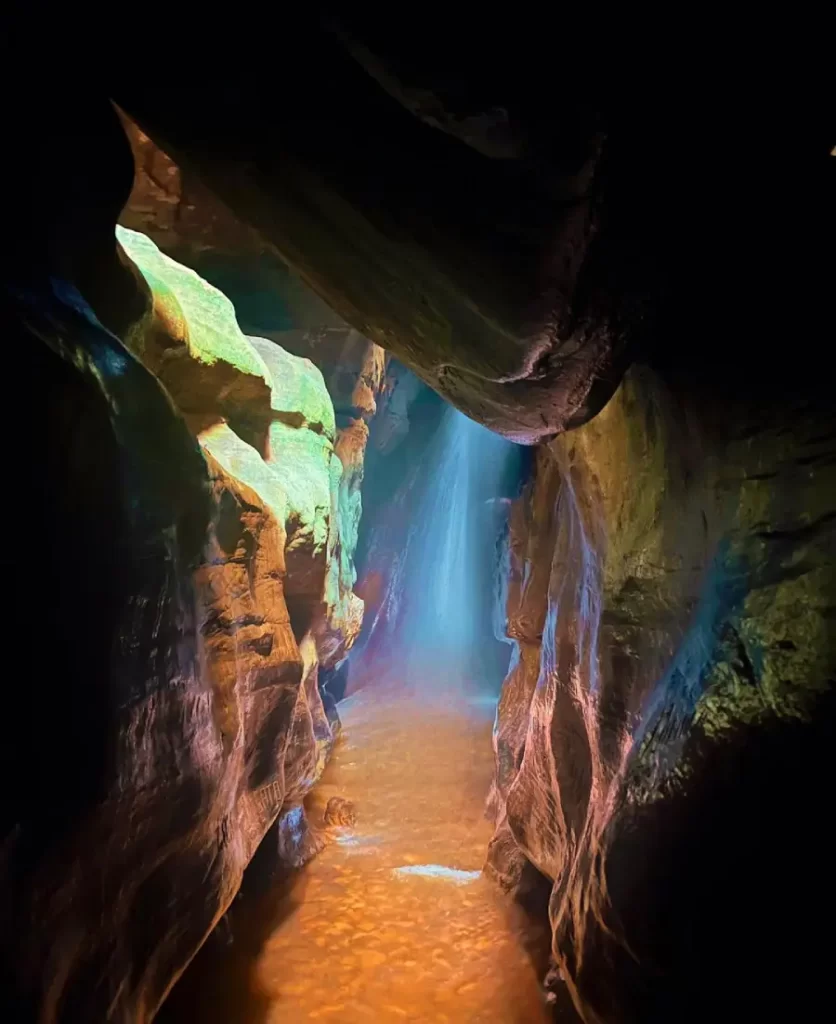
[324,796,357,827]
[543,962,565,1004]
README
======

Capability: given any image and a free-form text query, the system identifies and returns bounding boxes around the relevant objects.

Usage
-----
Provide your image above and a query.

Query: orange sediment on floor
[163,687,552,1023]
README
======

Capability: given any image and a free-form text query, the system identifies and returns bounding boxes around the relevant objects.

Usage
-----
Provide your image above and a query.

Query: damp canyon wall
[1,98,368,1021]
[489,365,836,1022]
[2,33,833,1024]
[109,51,833,1023]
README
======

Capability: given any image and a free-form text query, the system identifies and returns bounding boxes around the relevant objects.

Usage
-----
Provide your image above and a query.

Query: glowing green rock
[119,225,364,664]
[117,225,271,384]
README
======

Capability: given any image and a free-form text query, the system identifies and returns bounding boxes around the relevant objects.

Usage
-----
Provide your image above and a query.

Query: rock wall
[1,89,362,1017]
[117,118,387,680]
[113,37,635,443]
[116,112,343,334]
[3,277,221,1024]
[4,62,832,1023]
[489,365,836,1023]
[117,224,362,851]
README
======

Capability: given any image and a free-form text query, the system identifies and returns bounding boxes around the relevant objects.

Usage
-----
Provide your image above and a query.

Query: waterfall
[393,407,518,692]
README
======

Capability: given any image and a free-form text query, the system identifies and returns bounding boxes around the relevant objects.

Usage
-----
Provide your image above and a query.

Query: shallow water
[161,686,553,1023]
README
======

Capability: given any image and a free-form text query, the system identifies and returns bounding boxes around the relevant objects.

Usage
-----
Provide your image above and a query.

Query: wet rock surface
[323,796,357,827]
[159,688,553,1023]
[489,365,836,1022]
[114,28,829,444]
[2,55,833,1024]
[3,276,220,1024]
[118,226,360,816]
[1,95,363,1019]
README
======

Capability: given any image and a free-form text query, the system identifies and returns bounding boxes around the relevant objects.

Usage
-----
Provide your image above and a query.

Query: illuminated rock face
[2,127,362,1019]
[117,225,362,841]
[114,49,634,444]
[259,329,387,675]
[117,128,386,672]
[4,70,832,1024]
[489,366,836,1023]
[116,112,344,335]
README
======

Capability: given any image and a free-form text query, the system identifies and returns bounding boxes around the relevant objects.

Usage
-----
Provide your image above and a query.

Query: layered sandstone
[117,225,362,854]
[2,186,361,1019]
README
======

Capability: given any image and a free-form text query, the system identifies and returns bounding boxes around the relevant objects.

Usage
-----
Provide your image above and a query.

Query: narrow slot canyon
[158,403,544,1022]
[2,26,833,1024]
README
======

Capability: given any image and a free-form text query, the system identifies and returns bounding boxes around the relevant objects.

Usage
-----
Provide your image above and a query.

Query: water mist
[358,406,520,697]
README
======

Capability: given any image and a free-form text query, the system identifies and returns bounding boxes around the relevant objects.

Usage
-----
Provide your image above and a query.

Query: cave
[1,17,834,1024]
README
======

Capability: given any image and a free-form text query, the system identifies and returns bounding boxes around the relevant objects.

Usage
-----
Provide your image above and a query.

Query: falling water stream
[362,406,518,694]
[159,409,551,1022]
